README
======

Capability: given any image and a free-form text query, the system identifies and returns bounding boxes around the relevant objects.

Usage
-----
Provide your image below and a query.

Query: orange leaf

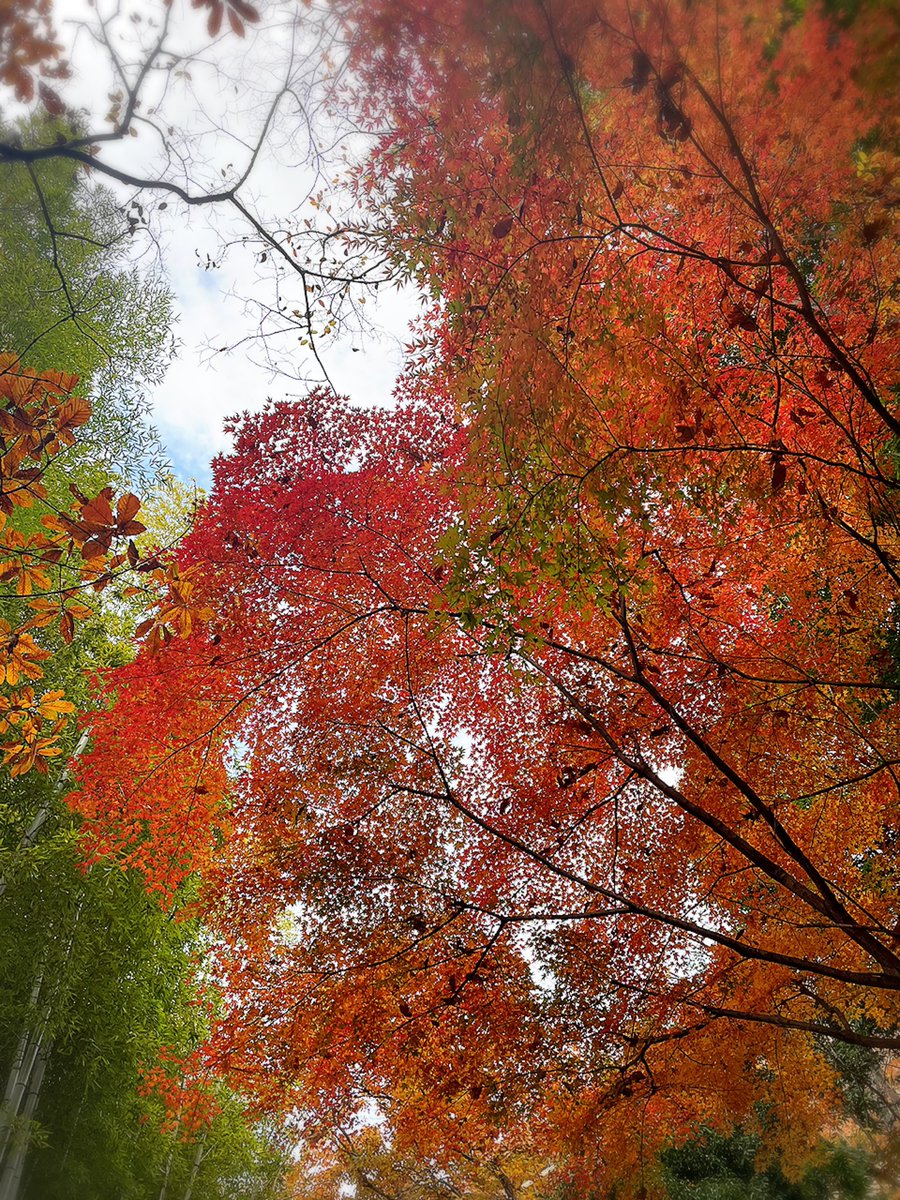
[116,492,141,524]
[81,494,114,527]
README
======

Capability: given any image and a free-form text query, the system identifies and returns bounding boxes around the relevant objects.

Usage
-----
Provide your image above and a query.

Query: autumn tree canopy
[58,0,900,1195]
[0,0,894,1194]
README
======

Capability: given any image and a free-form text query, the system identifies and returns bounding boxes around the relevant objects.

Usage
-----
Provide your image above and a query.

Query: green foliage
[0,828,288,1200]
[660,1127,871,1200]
[0,115,172,491]
[819,1032,890,1131]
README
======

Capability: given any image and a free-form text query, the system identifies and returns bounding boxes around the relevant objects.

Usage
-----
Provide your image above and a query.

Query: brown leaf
[55,397,91,431]
[116,492,141,524]
[81,537,108,561]
[38,82,65,117]
[81,493,114,528]
[229,0,260,20]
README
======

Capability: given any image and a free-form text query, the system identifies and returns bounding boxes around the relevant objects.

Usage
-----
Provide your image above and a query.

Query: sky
[51,0,420,484]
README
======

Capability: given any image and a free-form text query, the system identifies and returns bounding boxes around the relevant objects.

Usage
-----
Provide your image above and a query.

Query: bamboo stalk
[0,974,44,1165]
[0,1040,46,1200]
[182,1131,208,1200]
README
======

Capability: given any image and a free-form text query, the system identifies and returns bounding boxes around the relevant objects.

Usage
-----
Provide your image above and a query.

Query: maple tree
[64,0,900,1194]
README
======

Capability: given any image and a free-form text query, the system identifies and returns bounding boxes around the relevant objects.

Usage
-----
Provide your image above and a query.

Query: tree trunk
[0,1039,47,1200]
[182,1131,207,1200]
[0,732,90,1186]
[0,974,44,1165]
[0,731,88,899]
[158,1094,184,1200]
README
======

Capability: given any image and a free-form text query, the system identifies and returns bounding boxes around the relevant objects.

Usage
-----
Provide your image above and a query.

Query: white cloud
[41,0,421,482]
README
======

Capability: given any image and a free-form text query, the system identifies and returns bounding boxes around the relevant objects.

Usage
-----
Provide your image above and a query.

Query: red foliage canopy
[69,0,899,1191]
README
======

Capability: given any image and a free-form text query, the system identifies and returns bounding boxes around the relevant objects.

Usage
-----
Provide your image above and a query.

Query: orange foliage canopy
[69,0,899,1193]
[0,357,214,779]
[0,358,135,773]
